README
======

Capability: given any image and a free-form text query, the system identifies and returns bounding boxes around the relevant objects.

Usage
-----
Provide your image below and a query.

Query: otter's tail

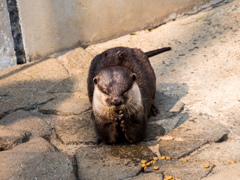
[145,47,171,58]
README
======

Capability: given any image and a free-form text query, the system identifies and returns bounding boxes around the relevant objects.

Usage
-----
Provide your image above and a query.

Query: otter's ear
[132,73,137,81]
[93,77,98,84]
[117,51,125,59]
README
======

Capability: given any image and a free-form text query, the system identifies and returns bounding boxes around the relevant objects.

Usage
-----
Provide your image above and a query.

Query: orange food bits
[204,164,210,168]
[160,156,166,159]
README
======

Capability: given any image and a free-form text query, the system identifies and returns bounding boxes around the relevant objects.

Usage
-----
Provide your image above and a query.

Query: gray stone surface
[40,93,91,115]
[153,115,183,133]
[0,58,69,117]
[167,116,229,142]
[49,47,93,94]
[159,139,207,159]
[144,123,165,141]
[75,145,156,180]
[0,137,76,180]
[0,125,30,150]
[145,159,214,180]
[0,93,55,118]
[10,137,57,153]
[0,152,76,180]
[0,110,52,139]
[54,113,98,145]
[202,163,240,180]
[124,173,163,180]
[190,140,240,163]
[0,0,16,70]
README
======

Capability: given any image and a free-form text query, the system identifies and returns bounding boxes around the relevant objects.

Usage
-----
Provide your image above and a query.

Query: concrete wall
[16,0,223,61]
[0,0,16,70]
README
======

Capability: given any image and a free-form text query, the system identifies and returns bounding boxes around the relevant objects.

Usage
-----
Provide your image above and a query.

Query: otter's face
[92,67,142,117]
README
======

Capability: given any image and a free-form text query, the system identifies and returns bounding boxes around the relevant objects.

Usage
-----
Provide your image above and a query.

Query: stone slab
[0,93,55,118]
[0,58,69,92]
[0,110,52,140]
[0,137,76,180]
[54,113,98,145]
[190,140,240,163]
[0,0,17,70]
[124,173,163,180]
[40,93,91,115]
[10,137,57,153]
[144,123,165,141]
[167,115,229,142]
[75,145,156,180]
[202,163,240,180]
[145,159,214,180]
[153,115,183,133]
[159,139,207,159]
[0,151,76,180]
[0,125,30,150]
[49,47,93,94]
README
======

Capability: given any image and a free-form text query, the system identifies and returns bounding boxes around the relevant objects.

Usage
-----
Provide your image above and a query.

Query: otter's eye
[102,90,109,95]
[122,90,128,96]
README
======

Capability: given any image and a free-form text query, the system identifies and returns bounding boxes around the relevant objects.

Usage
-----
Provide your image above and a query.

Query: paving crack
[200,164,216,180]
[0,96,55,120]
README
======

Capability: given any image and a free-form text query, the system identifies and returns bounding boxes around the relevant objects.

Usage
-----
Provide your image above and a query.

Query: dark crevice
[200,164,216,179]
[215,133,229,143]
[6,0,26,64]
[73,155,79,180]
[0,97,55,120]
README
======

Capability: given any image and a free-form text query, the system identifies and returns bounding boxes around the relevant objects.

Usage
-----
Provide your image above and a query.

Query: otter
[87,47,171,144]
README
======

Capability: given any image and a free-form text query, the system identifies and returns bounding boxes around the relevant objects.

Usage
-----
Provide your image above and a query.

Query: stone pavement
[0,1,240,179]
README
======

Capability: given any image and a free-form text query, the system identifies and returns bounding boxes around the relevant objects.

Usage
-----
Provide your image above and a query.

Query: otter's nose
[112,98,122,106]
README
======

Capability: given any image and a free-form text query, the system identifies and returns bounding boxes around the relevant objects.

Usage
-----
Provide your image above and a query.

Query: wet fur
[87,47,165,144]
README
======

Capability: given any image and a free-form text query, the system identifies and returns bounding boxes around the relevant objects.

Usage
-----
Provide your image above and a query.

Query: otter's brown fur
[87,47,169,144]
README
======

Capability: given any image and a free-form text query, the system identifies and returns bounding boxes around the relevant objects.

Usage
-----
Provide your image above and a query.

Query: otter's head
[92,66,142,118]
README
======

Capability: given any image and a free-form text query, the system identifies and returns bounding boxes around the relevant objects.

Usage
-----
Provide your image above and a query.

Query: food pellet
[230,160,236,164]
[152,160,157,164]
[153,157,158,161]
[160,156,166,159]
[153,166,159,170]
[227,138,231,141]
[166,176,173,180]
[144,166,147,170]
[141,160,146,164]
[166,156,171,159]
[141,164,146,168]
[146,162,151,166]
[204,165,210,168]
[182,158,188,162]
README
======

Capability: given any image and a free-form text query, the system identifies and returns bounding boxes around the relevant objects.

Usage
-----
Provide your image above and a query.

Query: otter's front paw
[120,120,133,143]
[120,120,126,132]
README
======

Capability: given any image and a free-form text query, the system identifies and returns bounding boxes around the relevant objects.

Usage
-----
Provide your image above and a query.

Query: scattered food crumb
[182,158,188,162]
[166,175,173,180]
[153,166,159,170]
[204,164,210,168]
[230,160,236,164]
[146,162,151,167]
[160,156,166,159]
[141,160,146,164]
